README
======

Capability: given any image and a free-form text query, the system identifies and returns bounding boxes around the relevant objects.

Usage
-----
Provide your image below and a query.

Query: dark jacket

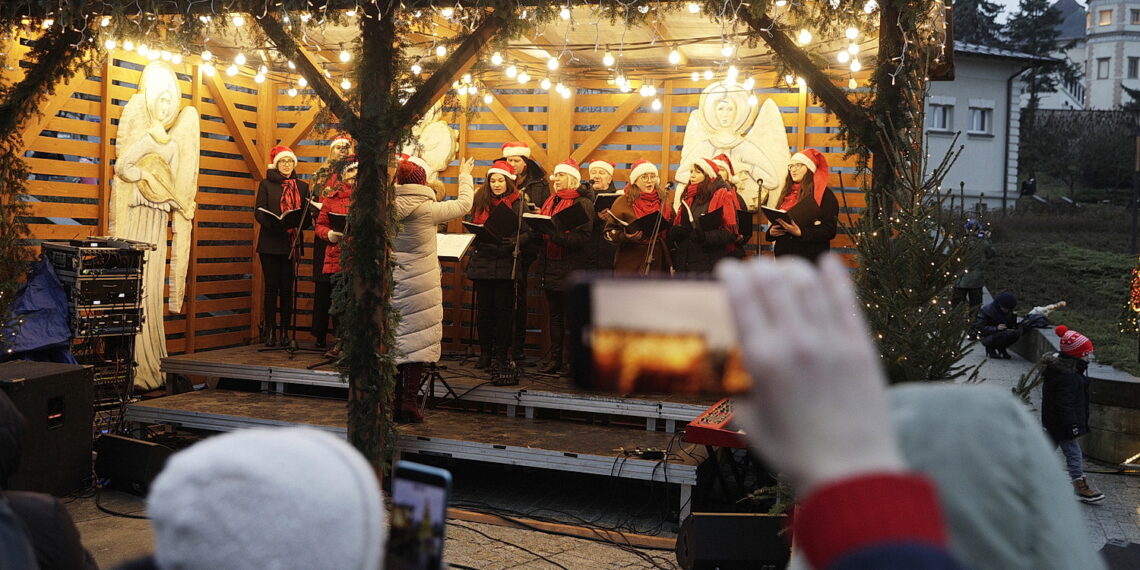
[536,192,595,291]
[1041,353,1091,444]
[766,187,839,262]
[498,156,550,266]
[667,190,737,275]
[255,169,312,256]
[973,301,1016,337]
[584,180,620,271]
[465,197,530,281]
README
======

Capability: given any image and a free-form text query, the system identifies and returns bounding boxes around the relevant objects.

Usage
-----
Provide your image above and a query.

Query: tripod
[260,199,325,359]
[419,362,460,408]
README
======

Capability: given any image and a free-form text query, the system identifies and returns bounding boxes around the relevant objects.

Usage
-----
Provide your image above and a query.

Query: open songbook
[522,203,589,235]
[461,203,519,243]
[606,210,672,235]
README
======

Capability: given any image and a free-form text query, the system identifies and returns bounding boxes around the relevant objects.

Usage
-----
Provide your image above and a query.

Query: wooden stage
[131,345,719,519]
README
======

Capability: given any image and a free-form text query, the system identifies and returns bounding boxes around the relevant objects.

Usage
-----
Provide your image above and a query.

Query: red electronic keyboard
[683,398,746,449]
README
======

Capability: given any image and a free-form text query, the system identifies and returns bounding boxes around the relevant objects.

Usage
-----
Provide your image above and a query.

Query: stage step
[126,389,705,519]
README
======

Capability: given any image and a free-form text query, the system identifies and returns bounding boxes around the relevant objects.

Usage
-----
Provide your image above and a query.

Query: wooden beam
[659,79,674,183]
[570,93,642,164]
[186,64,203,354]
[485,92,548,165]
[203,72,266,180]
[256,78,276,162]
[650,18,688,66]
[547,88,574,165]
[97,56,113,236]
[279,105,322,150]
[0,28,86,139]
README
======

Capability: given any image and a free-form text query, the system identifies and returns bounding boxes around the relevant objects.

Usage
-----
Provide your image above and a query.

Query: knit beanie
[396,155,428,185]
[995,292,1017,310]
[268,145,298,169]
[1055,325,1093,358]
[147,427,385,570]
[629,159,658,185]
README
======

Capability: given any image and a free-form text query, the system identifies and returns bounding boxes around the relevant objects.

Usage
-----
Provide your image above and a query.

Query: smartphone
[385,461,452,570]
[569,274,752,395]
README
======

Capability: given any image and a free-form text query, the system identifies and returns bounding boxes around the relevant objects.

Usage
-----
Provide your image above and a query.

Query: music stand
[420,362,460,408]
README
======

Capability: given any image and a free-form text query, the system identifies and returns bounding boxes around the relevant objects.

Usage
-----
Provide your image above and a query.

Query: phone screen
[570,275,752,395]
[385,462,452,570]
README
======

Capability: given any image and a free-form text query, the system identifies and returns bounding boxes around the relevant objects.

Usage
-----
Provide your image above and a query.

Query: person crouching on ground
[974,291,1020,359]
[1042,325,1106,504]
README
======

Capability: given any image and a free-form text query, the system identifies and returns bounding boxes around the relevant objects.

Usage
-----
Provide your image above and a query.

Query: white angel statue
[108,61,200,390]
[399,101,458,185]
[674,82,791,211]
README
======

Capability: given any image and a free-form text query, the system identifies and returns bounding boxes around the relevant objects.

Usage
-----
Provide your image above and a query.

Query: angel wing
[108,93,149,235]
[747,98,792,209]
[166,106,201,314]
[409,120,458,181]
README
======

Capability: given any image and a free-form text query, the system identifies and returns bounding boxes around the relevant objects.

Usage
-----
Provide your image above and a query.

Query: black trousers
[952,287,983,310]
[514,261,533,356]
[544,289,567,364]
[981,329,1020,350]
[312,280,332,339]
[474,279,517,362]
[259,253,294,330]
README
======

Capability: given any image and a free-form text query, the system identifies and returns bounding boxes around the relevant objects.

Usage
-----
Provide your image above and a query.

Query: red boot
[395,363,425,424]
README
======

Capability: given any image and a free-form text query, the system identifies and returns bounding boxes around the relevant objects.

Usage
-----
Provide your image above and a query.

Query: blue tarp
[1,257,76,363]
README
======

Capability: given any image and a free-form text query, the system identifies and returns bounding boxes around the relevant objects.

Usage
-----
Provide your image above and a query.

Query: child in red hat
[1042,325,1105,503]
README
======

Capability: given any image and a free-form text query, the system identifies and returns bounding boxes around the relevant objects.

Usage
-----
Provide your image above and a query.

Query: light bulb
[287,60,295,70]
[198,15,211,23]
[235,53,247,65]
[796,76,806,87]
[615,74,626,87]
[103,38,116,50]
[288,87,298,97]
[441,7,454,18]
[798,29,812,45]
[226,64,239,76]
[838,51,850,63]
[467,85,478,95]
[775,0,787,5]
[691,71,700,82]
[651,98,662,111]
[864,0,878,12]
[518,70,530,84]
[436,45,447,57]
[639,83,651,97]
[619,82,632,93]
[345,10,356,17]
[160,50,172,61]
[561,86,571,99]
[491,52,503,65]
[137,44,148,56]
[341,78,352,89]
[785,74,795,85]
[172,53,182,64]
[703,69,714,80]
[324,69,332,78]
[540,77,552,90]
[721,44,735,57]
[202,63,216,76]
[232,14,245,27]
[556,81,566,94]
[254,73,266,84]
[560,6,571,19]
[850,59,862,72]
[668,48,681,65]
[547,56,559,71]
[645,84,657,97]
[483,93,493,104]
[848,43,860,55]
[258,65,268,75]
[742,76,755,90]
[846,27,859,40]
[298,77,308,87]
[123,40,134,51]
[201,49,213,61]
[42,19,54,29]
[505,64,518,78]
[462,73,472,83]
[340,50,351,62]
[411,63,422,74]
[603,51,615,67]
[687,2,701,13]
[849,77,858,89]
[748,94,758,106]
[301,12,312,22]
[100,17,111,27]
[147,50,160,61]
[726,65,739,83]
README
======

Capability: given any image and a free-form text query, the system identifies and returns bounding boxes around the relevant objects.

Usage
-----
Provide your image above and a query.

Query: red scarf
[280,177,301,241]
[674,184,738,234]
[473,191,520,225]
[632,189,664,219]
[540,187,582,260]
[779,183,802,211]
[674,184,700,224]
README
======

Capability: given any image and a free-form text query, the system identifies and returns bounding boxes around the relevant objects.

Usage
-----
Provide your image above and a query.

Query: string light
[226,64,239,76]
[560,6,571,19]
[137,44,148,57]
[687,2,701,13]
[254,73,266,84]
[748,94,759,106]
[288,86,298,97]
[100,17,110,27]
[436,45,447,57]
[491,52,503,66]
[547,55,559,71]
[846,27,859,40]
[691,71,700,82]
[742,75,755,90]
[201,49,213,61]
[298,77,308,87]
[848,43,861,55]
[441,7,454,18]
[838,51,850,63]
[540,77,552,90]
[864,0,878,12]
[462,73,472,84]
[850,58,862,72]
[603,50,615,67]
[172,53,182,65]
[341,78,352,89]
[505,64,518,78]
[721,43,735,57]
[340,50,351,63]
[123,40,134,51]
[235,53,247,65]
[411,62,422,74]
[703,69,714,80]
[232,14,245,26]
[668,46,681,65]
[561,86,572,99]
[798,29,812,45]
[518,70,531,84]
[103,38,116,50]
[726,65,739,84]
[483,92,493,104]
[202,63,216,76]
[41,19,53,29]
[651,98,662,111]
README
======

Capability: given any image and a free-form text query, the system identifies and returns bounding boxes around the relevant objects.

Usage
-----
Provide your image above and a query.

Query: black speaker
[95,434,172,496]
[0,361,94,496]
[676,513,790,570]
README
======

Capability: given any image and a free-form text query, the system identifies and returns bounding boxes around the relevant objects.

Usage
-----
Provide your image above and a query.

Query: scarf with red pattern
[540,187,582,260]
[280,176,301,241]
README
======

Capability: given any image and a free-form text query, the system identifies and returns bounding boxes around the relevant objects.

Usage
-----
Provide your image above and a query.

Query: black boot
[475,351,492,369]
[394,363,425,424]
[264,324,278,347]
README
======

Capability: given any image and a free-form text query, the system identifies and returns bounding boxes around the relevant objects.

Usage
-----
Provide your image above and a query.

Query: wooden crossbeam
[570,94,643,163]
[19,70,85,149]
[484,92,548,165]
[204,72,267,180]
[279,106,323,150]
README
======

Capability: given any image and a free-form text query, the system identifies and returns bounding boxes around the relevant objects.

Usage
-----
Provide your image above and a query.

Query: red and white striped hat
[487,160,516,181]
[500,141,531,158]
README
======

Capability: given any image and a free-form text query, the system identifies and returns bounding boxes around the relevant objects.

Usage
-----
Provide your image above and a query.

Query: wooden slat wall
[11,36,869,357]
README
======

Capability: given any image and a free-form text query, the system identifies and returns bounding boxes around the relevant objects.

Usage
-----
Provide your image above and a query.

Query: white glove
[716,254,906,495]
[327,231,343,244]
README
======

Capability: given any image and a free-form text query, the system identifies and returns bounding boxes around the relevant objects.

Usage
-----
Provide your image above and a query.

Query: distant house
[926,43,1057,213]
[1037,0,1140,109]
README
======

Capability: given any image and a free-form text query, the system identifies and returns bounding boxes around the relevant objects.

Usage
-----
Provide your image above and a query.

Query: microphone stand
[493,200,523,386]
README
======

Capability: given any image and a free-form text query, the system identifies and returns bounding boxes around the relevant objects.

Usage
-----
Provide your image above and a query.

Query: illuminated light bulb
[235,53,247,65]
[639,83,652,97]
[411,62,422,74]
[202,63,216,76]
[172,53,183,64]
[483,93,493,104]
[556,81,566,93]
[441,7,454,18]
[560,6,571,20]
[848,77,858,89]
[726,65,739,83]
[254,73,266,84]
[324,69,331,78]
[462,73,472,84]
[691,71,700,82]
[703,69,714,80]
[123,40,134,51]
[748,94,758,106]
[505,64,518,78]
[100,17,111,27]
[42,19,54,29]
[198,15,211,23]
[540,77,552,90]
[645,84,657,97]
[288,86,298,97]
[298,76,308,87]
[258,65,268,75]
[848,43,860,55]
[721,44,735,57]
[226,64,239,76]
[287,60,295,70]
[103,38,116,50]
[638,4,650,13]
[619,82,632,93]
[518,70,530,84]
[452,80,461,90]
[491,52,503,65]
[838,51,850,63]
[615,74,626,87]
[743,75,756,90]
[137,44,148,56]
[561,86,572,99]
[651,98,662,111]
[603,51,615,67]
[232,14,245,27]
[300,13,312,22]
[341,78,352,89]
[846,27,859,40]
[850,59,862,72]
[688,2,701,13]
[160,50,172,61]
[796,76,806,87]
[436,45,447,57]
[201,49,213,61]
[340,50,351,63]
[468,85,479,95]
[785,74,795,85]
[547,56,559,71]
[147,50,160,61]
[864,0,878,12]
[798,29,812,45]
[668,47,682,65]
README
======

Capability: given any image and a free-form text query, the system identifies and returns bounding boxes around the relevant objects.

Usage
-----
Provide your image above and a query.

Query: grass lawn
[986,200,1140,376]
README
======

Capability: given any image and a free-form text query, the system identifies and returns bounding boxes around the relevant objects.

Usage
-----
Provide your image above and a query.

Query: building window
[928,104,952,131]
[1098,57,1111,79]
[1100,9,1113,25]
[1130,57,1139,79]
[1132,9,1140,23]
[968,107,993,134]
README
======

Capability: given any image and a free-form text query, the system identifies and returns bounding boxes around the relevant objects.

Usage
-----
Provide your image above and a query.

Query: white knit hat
[553,158,581,184]
[629,159,658,185]
[148,427,385,570]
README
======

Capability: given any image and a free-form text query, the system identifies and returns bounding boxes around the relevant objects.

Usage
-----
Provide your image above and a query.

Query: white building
[926,43,1057,212]
[1037,0,1140,110]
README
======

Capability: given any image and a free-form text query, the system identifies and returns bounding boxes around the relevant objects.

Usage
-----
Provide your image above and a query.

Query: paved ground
[64,341,1139,569]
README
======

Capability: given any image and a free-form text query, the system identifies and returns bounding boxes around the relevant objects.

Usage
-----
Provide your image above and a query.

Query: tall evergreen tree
[954,0,1006,47]
[1006,0,1078,114]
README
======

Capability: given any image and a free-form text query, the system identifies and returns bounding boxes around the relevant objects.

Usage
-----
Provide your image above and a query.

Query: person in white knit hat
[145,427,386,570]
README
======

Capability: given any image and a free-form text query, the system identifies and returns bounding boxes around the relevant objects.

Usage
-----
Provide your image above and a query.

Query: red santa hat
[396,154,428,185]
[268,145,298,169]
[628,159,658,184]
[398,153,431,175]
[501,141,531,158]
[331,136,352,148]
[789,148,830,206]
[588,160,615,176]
[552,158,581,185]
[1055,325,1094,358]
[694,158,720,180]
[487,160,517,181]
[712,153,735,177]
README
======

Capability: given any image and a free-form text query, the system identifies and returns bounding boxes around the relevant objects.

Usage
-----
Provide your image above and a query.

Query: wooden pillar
[659,80,674,182]
[97,56,113,235]
[185,65,204,353]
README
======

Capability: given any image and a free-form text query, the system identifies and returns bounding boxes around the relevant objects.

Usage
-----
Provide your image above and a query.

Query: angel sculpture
[673,82,791,211]
[108,61,200,390]
[399,101,458,186]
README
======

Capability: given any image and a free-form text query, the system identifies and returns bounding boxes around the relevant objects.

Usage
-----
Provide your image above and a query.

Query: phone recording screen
[573,277,752,395]
[386,469,449,570]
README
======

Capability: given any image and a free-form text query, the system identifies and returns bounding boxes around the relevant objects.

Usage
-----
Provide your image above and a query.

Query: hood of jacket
[394,184,436,219]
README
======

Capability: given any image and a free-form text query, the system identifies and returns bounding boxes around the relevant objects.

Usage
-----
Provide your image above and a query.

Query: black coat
[766,188,839,262]
[583,180,620,271]
[536,193,595,291]
[1041,354,1091,444]
[499,156,550,266]
[255,169,311,256]
[973,301,1016,337]
[465,198,530,281]
[667,197,736,274]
